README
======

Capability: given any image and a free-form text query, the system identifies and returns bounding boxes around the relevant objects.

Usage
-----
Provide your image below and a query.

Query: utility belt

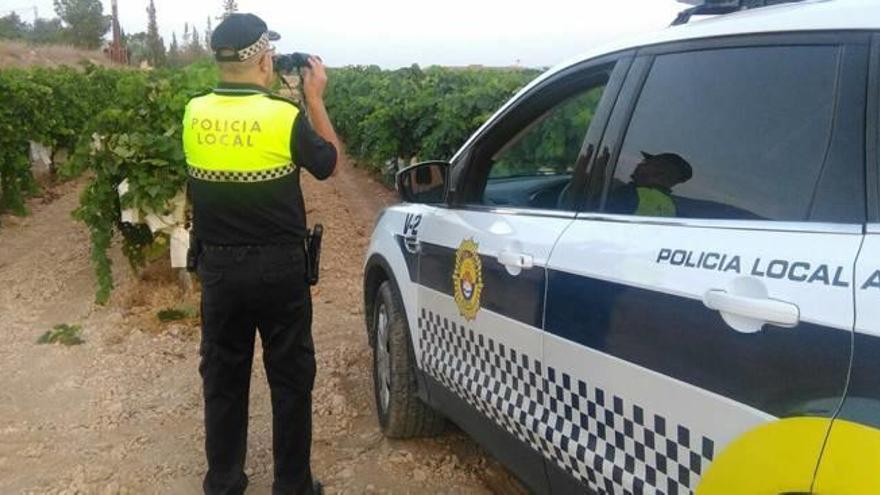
[187,225,323,286]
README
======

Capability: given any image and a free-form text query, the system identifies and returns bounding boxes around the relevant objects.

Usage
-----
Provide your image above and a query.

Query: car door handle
[498,251,534,272]
[403,235,420,254]
[703,289,800,331]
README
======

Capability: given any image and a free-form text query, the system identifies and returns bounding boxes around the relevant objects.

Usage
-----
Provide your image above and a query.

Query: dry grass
[0,40,114,69]
[116,255,201,335]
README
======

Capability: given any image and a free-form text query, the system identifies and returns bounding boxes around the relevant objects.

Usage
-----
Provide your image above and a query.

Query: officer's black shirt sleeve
[291,114,337,180]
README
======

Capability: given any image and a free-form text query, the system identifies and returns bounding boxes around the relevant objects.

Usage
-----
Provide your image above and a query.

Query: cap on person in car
[211,13,281,62]
[641,151,693,183]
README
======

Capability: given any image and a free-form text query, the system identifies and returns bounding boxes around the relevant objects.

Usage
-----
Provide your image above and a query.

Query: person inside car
[607,151,693,217]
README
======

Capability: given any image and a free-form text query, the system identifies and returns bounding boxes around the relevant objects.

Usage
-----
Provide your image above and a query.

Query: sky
[12,0,688,68]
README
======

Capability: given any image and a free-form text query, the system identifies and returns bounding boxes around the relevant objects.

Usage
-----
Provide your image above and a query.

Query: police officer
[608,151,693,217]
[182,13,339,495]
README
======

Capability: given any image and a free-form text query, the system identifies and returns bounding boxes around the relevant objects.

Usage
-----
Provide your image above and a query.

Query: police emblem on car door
[452,238,484,321]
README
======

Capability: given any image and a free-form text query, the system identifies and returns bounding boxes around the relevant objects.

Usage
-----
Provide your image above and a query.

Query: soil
[0,163,525,494]
[0,41,112,70]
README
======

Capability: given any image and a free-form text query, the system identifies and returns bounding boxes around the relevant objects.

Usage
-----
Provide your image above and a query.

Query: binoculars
[273,52,319,73]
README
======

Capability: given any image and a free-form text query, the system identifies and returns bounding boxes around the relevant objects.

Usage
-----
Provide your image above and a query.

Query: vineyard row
[0,61,538,302]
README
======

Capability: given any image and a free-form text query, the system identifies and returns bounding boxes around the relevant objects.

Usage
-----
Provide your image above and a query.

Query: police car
[362,0,880,492]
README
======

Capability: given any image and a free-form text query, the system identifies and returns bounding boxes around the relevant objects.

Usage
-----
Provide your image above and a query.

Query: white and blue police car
[363,0,880,492]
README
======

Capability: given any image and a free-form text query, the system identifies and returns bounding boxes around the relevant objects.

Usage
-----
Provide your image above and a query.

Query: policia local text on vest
[182,13,340,495]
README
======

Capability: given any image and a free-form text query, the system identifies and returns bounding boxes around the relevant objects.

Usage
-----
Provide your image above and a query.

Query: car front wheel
[371,280,445,438]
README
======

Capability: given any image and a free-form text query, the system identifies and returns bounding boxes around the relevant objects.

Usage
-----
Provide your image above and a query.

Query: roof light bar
[672,0,806,26]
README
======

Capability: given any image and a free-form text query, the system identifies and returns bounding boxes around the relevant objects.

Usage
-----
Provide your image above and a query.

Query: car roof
[549,0,880,91]
[451,0,879,162]
[593,0,876,57]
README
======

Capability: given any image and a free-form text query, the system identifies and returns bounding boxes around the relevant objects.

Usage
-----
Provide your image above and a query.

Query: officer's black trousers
[198,246,316,495]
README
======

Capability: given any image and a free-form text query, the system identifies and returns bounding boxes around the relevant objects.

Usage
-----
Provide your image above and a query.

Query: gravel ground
[0,165,524,494]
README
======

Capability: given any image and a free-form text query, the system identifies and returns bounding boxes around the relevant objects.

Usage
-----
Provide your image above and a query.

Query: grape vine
[324,65,539,179]
[2,61,540,302]
[64,61,217,303]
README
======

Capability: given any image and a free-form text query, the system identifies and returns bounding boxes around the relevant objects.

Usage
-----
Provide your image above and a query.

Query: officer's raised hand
[303,56,328,100]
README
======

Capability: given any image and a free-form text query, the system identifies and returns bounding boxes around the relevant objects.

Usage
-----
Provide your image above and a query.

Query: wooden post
[109,0,128,65]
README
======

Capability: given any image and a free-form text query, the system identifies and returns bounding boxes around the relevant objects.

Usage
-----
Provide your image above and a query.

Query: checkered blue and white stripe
[237,32,270,61]
[419,308,716,495]
[187,163,295,183]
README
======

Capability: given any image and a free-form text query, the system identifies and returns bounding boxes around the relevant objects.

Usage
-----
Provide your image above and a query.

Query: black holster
[305,224,323,286]
[186,231,203,273]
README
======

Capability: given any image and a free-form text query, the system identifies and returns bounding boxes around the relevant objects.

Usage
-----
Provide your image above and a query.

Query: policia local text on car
[181,13,340,495]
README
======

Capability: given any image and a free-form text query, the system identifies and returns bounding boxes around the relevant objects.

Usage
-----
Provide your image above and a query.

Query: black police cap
[211,13,280,62]
[641,151,693,182]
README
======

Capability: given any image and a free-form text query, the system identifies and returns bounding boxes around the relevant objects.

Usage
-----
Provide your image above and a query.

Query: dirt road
[0,166,517,494]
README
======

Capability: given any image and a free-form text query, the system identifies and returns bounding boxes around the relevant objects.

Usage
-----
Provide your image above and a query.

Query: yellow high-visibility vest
[635,187,677,217]
[183,91,299,182]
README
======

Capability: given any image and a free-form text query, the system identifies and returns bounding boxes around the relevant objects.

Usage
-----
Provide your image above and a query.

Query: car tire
[371,280,445,438]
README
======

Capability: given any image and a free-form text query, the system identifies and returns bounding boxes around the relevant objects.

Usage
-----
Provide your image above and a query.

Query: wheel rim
[376,303,391,413]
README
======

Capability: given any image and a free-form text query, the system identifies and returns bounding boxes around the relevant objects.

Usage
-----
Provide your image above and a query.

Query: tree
[168,32,180,66]
[189,25,206,58]
[221,0,238,19]
[182,22,190,46]
[53,0,110,49]
[28,18,66,44]
[0,13,67,45]
[0,12,28,40]
[124,31,149,66]
[190,26,200,51]
[205,16,212,48]
[145,0,166,67]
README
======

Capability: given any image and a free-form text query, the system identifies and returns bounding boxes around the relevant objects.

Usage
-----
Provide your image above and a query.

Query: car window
[606,46,845,222]
[481,85,606,209]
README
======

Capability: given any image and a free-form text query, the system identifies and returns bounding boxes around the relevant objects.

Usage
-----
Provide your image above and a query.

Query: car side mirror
[396,161,450,204]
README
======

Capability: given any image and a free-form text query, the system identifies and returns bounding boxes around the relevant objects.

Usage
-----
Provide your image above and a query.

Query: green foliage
[146,0,167,68]
[324,65,540,178]
[157,305,198,322]
[0,69,48,215]
[124,32,151,67]
[0,64,122,217]
[0,14,66,44]
[37,323,84,346]
[0,12,28,40]
[0,61,215,300]
[65,61,217,303]
[491,87,603,178]
[5,60,540,302]
[29,18,67,44]
[53,0,110,49]
[168,33,181,66]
